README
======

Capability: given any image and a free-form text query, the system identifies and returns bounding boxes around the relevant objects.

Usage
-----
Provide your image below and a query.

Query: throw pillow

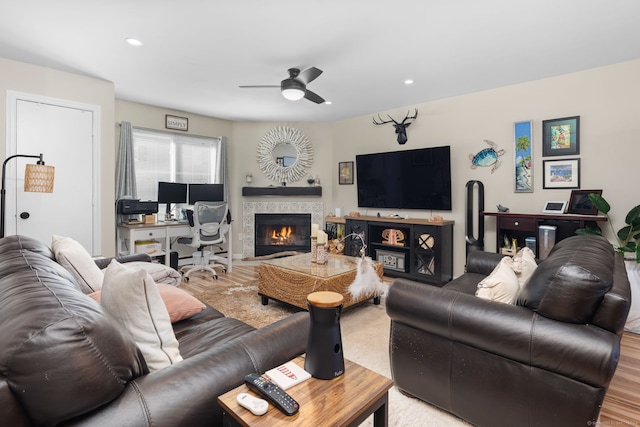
[52,235,104,292]
[101,260,183,371]
[505,247,537,288]
[89,283,205,323]
[476,257,520,304]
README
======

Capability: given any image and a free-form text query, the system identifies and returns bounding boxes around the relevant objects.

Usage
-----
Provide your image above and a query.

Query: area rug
[192,279,301,328]
[192,278,470,426]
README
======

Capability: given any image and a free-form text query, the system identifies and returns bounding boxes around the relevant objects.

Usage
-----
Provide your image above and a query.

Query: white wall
[329,59,640,276]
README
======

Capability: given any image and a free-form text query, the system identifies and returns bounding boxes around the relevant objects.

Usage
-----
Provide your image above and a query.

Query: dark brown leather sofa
[386,235,631,427]
[0,235,309,427]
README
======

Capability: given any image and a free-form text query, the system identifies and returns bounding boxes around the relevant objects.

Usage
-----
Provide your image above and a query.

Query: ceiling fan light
[281,79,305,101]
[282,88,305,101]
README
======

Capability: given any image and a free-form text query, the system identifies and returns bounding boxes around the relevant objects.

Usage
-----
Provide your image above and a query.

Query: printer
[117,199,159,223]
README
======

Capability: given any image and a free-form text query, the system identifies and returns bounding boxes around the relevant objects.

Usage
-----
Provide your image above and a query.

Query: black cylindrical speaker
[304,291,345,380]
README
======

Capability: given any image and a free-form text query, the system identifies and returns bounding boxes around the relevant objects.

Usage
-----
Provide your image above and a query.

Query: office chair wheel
[183,276,190,282]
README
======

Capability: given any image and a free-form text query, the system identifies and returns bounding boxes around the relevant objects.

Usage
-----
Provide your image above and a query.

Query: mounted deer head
[372,109,418,144]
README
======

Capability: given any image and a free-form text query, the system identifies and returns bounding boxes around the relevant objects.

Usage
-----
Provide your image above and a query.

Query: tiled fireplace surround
[242,201,324,258]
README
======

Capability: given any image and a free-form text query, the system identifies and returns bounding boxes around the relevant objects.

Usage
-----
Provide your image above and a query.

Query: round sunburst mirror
[257,126,313,184]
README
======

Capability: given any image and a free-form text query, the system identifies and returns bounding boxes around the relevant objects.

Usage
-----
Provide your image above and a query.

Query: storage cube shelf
[344,216,454,285]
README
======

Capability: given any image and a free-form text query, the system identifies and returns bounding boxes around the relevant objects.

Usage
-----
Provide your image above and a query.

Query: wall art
[514,121,533,193]
[165,114,188,131]
[543,158,580,189]
[339,161,354,185]
[542,116,580,156]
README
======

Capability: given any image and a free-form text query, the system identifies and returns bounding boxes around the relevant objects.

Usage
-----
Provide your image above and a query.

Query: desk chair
[177,201,231,281]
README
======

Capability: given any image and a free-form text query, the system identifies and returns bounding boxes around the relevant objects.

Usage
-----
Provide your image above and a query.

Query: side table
[219,357,393,427]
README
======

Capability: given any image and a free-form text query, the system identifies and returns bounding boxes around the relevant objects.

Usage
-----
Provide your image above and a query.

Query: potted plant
[577,193,640,262]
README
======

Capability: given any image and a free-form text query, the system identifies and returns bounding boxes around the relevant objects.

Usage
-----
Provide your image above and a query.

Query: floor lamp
[1,153,55,238]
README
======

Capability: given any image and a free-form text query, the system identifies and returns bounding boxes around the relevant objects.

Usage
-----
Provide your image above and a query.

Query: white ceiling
[1,0,639,122]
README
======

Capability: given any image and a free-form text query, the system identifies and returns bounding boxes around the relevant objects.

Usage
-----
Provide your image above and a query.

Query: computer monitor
[157,181,188,216]
[188,183,224,205]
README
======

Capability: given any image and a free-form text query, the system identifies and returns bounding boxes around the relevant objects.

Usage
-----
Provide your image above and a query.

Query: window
[132,128,223,201]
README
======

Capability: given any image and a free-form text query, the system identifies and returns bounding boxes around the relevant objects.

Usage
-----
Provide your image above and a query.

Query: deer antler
[372,114,397,125]
[401,108,418,124]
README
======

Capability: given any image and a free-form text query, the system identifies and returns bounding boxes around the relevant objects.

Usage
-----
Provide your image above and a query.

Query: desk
[116,221,190,267]
[482,211,607,254]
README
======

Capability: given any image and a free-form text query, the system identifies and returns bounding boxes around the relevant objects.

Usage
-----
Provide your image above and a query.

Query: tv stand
[344,216,454,285]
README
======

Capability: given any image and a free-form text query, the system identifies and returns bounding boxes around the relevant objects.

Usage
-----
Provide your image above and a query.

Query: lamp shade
[24,164,55,193]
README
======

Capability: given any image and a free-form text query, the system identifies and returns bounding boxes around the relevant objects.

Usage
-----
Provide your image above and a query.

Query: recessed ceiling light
[404,79,414,85]
[126,38,144,47]
[325,101,332,105]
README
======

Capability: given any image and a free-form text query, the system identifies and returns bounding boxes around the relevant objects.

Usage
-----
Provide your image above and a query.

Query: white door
[6,93,99,254]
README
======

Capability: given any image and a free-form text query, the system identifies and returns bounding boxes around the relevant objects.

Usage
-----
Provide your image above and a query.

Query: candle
[311,223,319,238]
[317,230,327,245]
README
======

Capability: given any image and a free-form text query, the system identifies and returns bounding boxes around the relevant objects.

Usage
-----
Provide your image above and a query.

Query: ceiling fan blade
[298,67,323,85]
[238,85,279,88]
[304,89,325,104]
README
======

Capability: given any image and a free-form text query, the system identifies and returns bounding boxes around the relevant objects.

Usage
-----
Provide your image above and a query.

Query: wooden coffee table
[219,357,393,427]
[258,253,384,309]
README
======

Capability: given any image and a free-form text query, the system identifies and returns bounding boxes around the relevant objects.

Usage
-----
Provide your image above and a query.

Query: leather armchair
[386,235,631,427]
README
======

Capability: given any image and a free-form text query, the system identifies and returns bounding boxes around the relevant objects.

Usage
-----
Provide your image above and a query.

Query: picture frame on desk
[568,189,602,215]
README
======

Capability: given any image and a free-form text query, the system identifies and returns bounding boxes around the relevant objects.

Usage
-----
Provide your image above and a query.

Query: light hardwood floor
[182,264,640,425]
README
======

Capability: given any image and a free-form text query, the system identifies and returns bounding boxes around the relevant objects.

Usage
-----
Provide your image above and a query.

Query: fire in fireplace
[255,213,311,256]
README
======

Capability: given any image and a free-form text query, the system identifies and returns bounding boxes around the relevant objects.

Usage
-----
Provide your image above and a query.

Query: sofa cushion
[0,251,146,426]
[101,260,183,371]
[89,283,206,323]
[476,257,520,304]
[517,235,614,323]
[52,235,104,293]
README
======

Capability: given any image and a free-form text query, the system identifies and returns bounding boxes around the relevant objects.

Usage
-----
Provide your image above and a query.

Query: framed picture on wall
[339,161,354,185]
[514,120,533,193]
[567,189,602,215]
[542,116,580,156]
[543,158,580,189]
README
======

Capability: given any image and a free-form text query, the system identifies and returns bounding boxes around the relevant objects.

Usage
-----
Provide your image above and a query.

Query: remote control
[244,373,300,416]
[236,392,268,416]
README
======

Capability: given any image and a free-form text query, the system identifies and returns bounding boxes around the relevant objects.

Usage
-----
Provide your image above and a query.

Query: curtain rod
[116,122,223,140]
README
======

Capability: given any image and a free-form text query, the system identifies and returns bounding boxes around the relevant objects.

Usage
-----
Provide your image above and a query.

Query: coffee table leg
[373,295,381,305]
[261,296,269,305]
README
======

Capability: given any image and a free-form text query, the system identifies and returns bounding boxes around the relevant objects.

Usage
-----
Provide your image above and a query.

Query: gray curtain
[216,136,229,203]
[115,121,137,200]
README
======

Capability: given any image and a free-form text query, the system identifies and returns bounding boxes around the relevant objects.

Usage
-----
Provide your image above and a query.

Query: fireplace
[254,213,311,256]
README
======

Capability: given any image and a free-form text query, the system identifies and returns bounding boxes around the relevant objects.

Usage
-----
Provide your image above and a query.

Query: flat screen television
[188,183,224,204]
[355,146,452,211]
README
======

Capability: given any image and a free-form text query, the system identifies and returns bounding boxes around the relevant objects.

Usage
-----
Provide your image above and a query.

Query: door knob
[20,212,30,219]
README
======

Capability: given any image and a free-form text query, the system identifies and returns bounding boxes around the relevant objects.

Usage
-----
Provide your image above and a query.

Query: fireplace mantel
[242,186,322,197]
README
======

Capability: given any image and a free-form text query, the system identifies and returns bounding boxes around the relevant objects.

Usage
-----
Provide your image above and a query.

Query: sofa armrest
[464,250,506,275]
[387,278,621,387]
[93,253,152,269]
[61,312,309,427]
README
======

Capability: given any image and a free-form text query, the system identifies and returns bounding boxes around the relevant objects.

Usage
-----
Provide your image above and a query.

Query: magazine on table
[265,361,311,390]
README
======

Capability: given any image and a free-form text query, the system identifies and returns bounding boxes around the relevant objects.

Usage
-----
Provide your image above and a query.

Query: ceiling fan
[239,67,326,104]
